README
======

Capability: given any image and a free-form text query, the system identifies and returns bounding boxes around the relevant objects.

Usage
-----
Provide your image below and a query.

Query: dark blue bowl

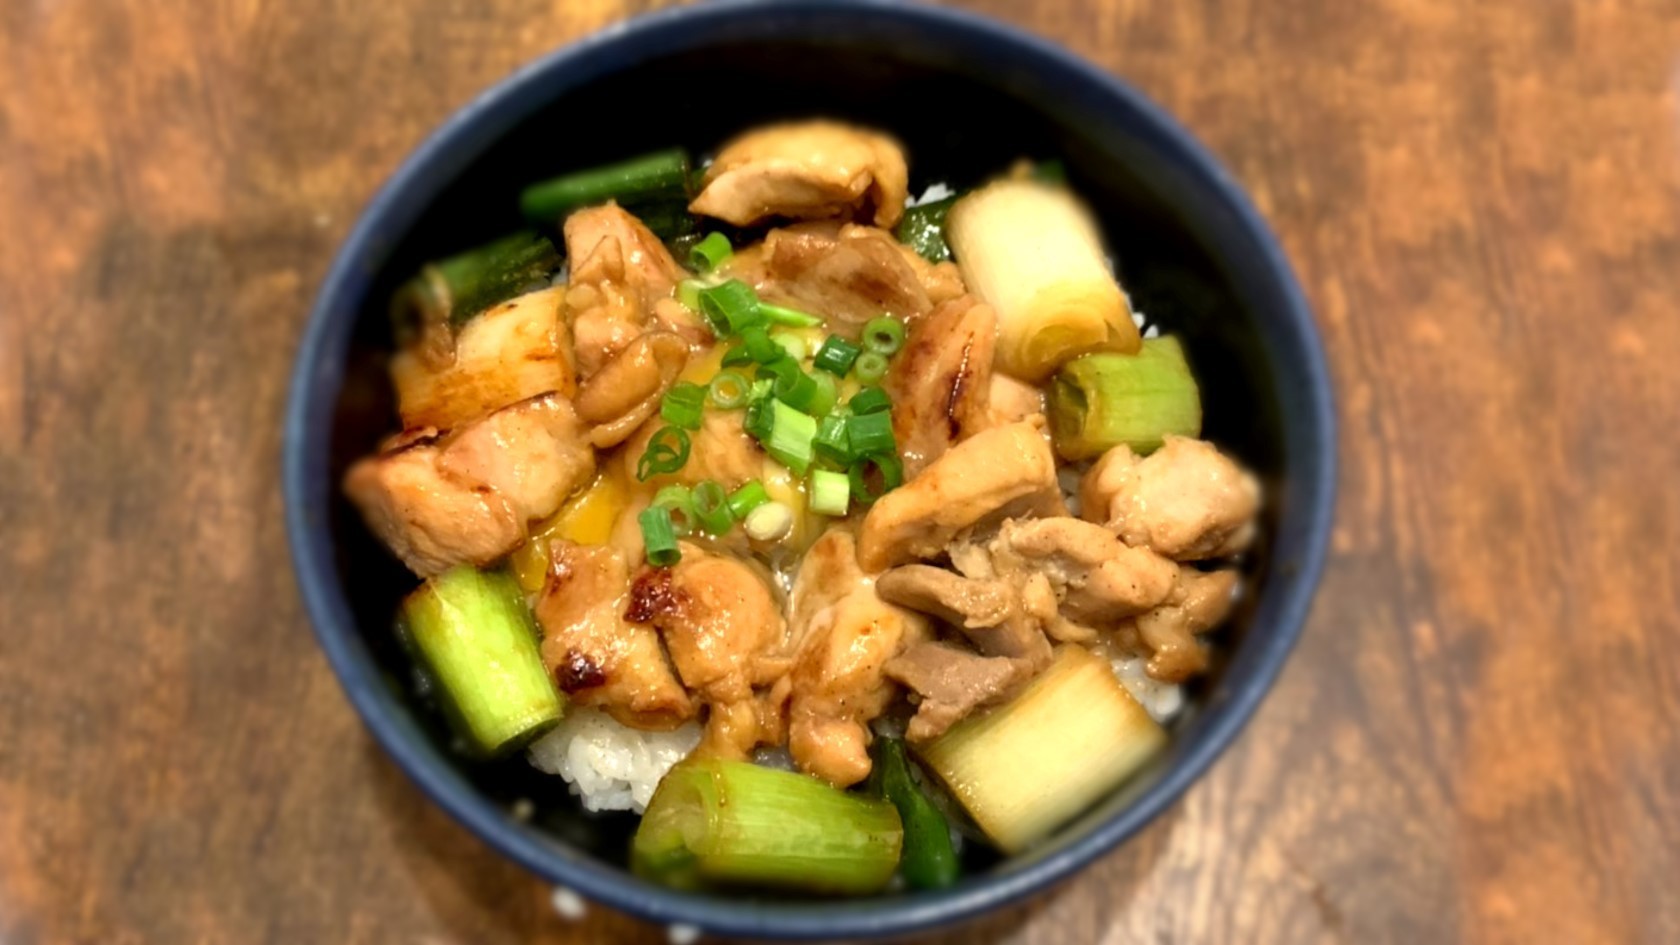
[283,0,1335,938]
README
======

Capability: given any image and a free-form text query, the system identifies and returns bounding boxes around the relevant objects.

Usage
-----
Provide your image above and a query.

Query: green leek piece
[518,148,691,223]
[391,231,560,340]
[400,567,562,756]
[632,759,903,894]
[873,738,959,890]
[895,195,957,263]
[625,199,698,243]
[1046,335,1202,461]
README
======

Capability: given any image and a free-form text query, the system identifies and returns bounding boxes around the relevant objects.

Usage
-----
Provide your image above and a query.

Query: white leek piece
[945,180,1139,381]
[918,646,1165,853]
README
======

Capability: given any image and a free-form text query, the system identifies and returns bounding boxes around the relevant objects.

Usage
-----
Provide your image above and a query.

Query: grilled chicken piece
[874,565,1051,667]
[857,421,1065,572]
[572,331,690,448]
[650,296,712,347]
[344,393,595,576]
[390,286,577,431]
[620,408,762,492]
[989,518,1176,622]
[628,545,788,759]
[903,250,967,307]
[886,295,997,477]
[987,374,1046,428]
[1080,436,1260,561]
[536,541,694,729]
[1121,568,1240,682]
[784,530,931,786]
[728,222,964,324]
[721,222,929,336]
[562,204,686,378]
[689,120,909,228]
[884,642,1030,744]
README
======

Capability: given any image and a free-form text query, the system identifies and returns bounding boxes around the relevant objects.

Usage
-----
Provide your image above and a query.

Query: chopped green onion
[771,332,807,361]
[768,365,822,415]
[810,469,850,517]
[660,382,706,431]
[846,410,897,456]
[400,567,561,756]
[720,344,754,368]
[690,480,734,535]
[740,326,782,364]
[706,370,752,410]
[814,414,854,465]
[726,480,770,520]
[689,232,733,273]
[759,303,824,328]
[762,400,818,475]
[676,278,705,313]
[652,485,698,536]
[755,357,799,384]
[808,370,839,416]
[849,452,905,504]
[848,386,893,416]
[636,425,692,481]
[854,351,889,383]
[813,335,862,377]
[638,506,682,567]
[743,502,795,542]
[747,378,774,404]
[743,397,775,441]
[862,317,906,356]
[518,148,692,224]
[698,279,764,337]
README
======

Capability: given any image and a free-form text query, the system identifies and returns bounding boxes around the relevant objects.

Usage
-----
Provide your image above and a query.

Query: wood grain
[3,1,1679,942]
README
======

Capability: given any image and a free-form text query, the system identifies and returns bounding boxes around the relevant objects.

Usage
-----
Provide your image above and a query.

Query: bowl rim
[282,0,1336,938]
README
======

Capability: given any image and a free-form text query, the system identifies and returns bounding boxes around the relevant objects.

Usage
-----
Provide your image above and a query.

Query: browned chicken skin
[1080,436,1260,561]
[389,286,577,432]
[886,295,997,477]
[728,222,932,334]
[857,420,1066,572]
[627,545,789,759]
[689,120,909,228]
[536,540,695,729]
[344,393,595,576]
[562,204,686,378]
[784,530,931,786]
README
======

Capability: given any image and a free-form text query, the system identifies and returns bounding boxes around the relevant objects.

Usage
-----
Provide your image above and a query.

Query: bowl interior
[296,4,1327,935]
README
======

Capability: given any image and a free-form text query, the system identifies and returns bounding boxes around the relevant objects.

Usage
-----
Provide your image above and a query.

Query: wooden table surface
[4,1,1679,942]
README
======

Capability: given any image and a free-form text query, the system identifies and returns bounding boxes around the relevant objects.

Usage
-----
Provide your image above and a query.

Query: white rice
[1111,655,1185,723]
[526,707,700,813]
[907,181,954,207]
